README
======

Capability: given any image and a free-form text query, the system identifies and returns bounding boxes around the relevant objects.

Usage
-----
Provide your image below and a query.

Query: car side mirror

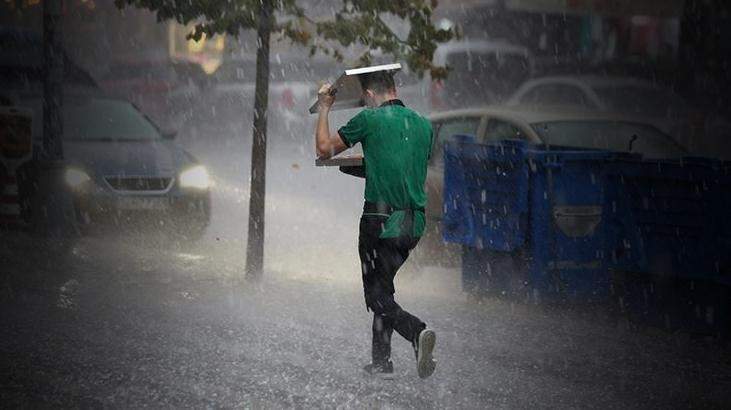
[162,129,178,140]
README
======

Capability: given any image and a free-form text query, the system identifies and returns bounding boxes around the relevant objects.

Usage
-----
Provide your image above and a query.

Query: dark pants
[358,214,426,366]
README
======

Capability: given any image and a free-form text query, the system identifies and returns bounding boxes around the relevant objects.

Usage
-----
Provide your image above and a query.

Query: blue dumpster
[444,137,731,324]
[443,139,530,297]
[604,157,725,279]
[604,156,731,335]
[443,138,627,302]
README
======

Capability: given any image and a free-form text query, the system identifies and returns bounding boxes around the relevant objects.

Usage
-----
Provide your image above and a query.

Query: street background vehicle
[426,40,535,112]
[506,75,695,147]
[5,86,212,241]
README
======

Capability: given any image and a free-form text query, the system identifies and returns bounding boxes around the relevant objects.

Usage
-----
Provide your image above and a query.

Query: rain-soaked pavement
[3,115,731,408]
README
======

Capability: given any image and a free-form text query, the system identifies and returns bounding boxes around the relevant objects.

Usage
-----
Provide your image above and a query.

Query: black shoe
[363,361,394,376]
[414,328,436,379]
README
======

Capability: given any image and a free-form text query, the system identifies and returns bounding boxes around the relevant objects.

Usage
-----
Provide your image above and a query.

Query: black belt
[363,202,424,237]
[363,202,425,215]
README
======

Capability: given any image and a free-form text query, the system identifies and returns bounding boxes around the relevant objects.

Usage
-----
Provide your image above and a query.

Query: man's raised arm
[315,83,348,159]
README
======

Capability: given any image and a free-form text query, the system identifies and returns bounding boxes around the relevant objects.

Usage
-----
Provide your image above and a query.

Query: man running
[314,70,436,379]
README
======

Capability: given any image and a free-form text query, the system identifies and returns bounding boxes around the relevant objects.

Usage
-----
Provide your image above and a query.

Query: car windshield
[593,86,689,118]
[531,120,686,158]
[64,98,161,141]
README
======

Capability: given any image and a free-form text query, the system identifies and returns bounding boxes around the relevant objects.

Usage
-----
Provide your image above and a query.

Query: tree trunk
[245,0,272,281]
[43,0,64,162]
[36,0,77,241]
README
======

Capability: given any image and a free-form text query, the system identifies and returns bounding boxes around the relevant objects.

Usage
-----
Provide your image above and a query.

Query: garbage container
[444,138,621,302]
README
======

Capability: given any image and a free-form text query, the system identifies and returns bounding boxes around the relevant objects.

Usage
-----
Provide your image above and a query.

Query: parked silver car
[426,105,686,224]
[506,75,695,147]
[427,40,535,113]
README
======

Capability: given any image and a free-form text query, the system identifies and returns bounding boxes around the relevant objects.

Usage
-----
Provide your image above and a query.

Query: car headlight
[179,165,211,189]
[65,168,91,188]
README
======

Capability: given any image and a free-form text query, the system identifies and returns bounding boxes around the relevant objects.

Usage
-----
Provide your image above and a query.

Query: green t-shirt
[338,100,433,238]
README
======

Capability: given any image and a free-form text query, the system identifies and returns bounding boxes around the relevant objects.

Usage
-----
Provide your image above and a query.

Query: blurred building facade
[0,0,224,78]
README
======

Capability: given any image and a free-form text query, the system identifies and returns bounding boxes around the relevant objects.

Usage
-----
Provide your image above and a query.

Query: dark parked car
[17,88,211,240]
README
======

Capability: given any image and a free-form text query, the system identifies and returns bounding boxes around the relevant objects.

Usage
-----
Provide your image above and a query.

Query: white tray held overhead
[308,63,402,114]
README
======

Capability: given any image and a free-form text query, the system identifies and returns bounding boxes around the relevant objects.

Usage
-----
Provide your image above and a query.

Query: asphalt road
[3,232,731,408]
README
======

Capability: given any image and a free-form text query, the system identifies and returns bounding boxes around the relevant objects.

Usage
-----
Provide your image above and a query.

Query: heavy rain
[2,0,731,408]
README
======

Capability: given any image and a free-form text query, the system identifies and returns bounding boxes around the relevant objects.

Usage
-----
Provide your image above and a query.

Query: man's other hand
[318,83,336,109]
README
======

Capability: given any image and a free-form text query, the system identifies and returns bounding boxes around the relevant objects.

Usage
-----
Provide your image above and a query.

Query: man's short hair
[358,71,396,94]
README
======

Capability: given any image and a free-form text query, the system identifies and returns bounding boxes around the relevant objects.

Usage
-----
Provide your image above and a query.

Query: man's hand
[317,83,336,110]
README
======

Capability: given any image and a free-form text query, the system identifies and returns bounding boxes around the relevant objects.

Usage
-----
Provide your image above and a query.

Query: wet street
[3,120,731,408]
[4,234,731,408]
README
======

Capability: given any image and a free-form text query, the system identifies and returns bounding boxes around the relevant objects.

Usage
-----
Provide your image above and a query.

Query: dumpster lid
[308,63,402,114]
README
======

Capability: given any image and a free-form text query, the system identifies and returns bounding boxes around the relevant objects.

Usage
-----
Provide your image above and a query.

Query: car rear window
[431,116,481,164]
[531,120,686,158]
